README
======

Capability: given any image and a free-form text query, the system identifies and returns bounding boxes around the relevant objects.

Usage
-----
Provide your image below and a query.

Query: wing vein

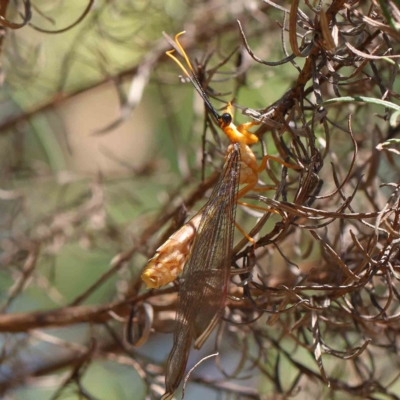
[163,143,240,397]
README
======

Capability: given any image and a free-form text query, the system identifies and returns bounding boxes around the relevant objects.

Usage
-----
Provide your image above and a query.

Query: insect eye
[221,113,232,125]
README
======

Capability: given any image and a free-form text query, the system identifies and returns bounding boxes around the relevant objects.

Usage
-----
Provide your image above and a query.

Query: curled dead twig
[2,1,400,399]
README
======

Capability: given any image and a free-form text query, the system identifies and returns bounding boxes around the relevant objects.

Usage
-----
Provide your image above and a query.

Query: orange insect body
[141,103,262,289]
[142,212,202,289]
[141,31,300,400]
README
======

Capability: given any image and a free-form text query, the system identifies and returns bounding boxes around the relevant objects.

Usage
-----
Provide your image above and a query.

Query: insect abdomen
[141,213,202,288]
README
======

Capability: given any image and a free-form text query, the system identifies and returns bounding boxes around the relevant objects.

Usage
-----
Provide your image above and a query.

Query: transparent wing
[163,144,240,398]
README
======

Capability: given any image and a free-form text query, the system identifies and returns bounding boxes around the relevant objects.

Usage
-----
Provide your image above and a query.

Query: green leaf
[323,96,400,111]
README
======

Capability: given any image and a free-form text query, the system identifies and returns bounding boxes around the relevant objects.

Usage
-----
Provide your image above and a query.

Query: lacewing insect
[161,143,240,400]
[141,32,300,399]
[141,38,298,289]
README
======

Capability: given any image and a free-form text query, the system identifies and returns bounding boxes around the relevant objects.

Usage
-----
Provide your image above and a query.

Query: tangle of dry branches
[2,1,400,399]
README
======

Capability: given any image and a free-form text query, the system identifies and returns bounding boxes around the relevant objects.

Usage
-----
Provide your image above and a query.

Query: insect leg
[258,154,301,172]
[237,201,279,214]
[234,221,255,245]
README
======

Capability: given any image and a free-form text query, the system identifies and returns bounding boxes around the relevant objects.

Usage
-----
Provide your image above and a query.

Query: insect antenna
[166,31,221,122]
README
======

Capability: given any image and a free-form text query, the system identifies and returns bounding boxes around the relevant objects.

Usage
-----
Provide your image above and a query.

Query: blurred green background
[2,1,397,399]
[2,1,300,399]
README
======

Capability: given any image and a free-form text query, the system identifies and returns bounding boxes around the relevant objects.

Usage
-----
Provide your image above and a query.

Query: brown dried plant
[1,1,400,399]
